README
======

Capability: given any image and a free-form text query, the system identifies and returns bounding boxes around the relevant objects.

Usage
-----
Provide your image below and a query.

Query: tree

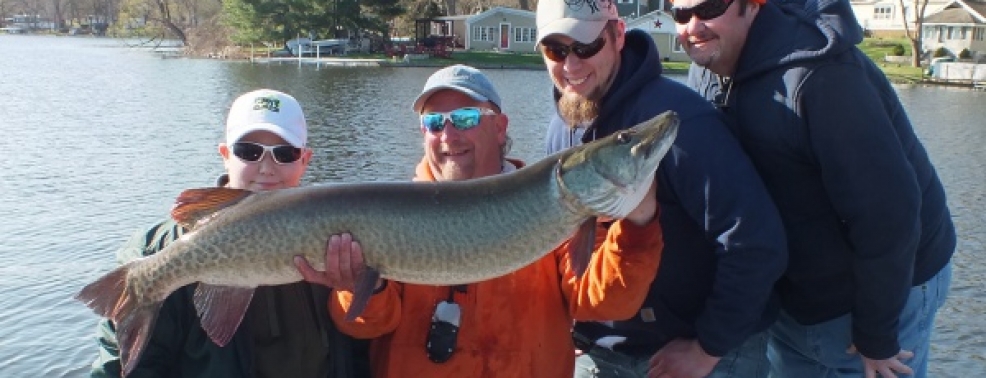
[107,0,221,46]
[357,0,405,38]
[50,0,62,29]
[0,0,7,25]
[896,0,931,67]
[223,0,350,44]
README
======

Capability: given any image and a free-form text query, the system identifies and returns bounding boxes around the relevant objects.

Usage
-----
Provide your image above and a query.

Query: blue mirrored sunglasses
[420,107,497,132]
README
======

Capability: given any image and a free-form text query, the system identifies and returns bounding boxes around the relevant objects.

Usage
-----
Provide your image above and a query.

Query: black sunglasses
[231,142,303,164]
[539,37,607,62]
[671,0,734,24]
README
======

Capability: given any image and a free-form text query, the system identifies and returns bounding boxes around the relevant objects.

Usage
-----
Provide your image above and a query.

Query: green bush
[891,44,906,56]
[959,48,972,59]
[933,47,950,58]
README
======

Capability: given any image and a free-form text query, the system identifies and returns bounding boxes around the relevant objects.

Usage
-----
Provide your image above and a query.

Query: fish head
[556,111,679,219]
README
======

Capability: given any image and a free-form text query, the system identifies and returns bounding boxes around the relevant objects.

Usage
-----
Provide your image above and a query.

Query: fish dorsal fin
[193,284,255,347]
[171,188,252,230]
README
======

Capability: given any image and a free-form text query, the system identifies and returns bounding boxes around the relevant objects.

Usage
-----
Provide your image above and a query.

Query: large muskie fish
[76,111,679,376]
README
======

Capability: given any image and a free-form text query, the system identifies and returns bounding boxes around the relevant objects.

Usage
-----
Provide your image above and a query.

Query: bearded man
[537,0,789,377]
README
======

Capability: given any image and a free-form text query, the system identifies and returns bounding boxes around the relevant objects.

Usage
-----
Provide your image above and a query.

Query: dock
[928,61,986,90]
[250,56,389,67]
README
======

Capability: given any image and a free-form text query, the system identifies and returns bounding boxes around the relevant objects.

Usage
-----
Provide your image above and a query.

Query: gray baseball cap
[412,65,503,113]
[537,0,620,44]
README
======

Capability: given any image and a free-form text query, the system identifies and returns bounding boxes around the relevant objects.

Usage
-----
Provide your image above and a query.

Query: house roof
[923,0,986,24]
[924,7,982,23]
[435,15,471,21]
[965,0,986,19]
[467,6,536,24]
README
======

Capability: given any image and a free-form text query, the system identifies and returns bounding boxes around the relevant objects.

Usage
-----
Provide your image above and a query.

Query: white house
[921,0,986,59]
[625,10,690,62]
[850,0,951,37]
[431,7,538,52]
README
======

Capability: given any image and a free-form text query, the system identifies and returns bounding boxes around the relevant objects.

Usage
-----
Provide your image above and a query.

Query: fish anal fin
[193,284,254,346]
[345,268,381,321]
[568,217,597,277]
[117,302,162,377]
[171,188,252,230]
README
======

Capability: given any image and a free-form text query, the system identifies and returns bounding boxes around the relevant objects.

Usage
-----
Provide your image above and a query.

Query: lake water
[0,35,983,377]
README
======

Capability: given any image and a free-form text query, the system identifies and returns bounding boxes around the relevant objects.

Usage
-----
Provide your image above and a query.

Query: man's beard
[439,162,470,181]
[557,91,601,128]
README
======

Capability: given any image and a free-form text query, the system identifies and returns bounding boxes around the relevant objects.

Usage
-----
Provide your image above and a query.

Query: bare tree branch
[896,0,931,67]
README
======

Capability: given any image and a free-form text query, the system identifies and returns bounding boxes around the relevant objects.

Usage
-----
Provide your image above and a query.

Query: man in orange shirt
[297,64,663,377]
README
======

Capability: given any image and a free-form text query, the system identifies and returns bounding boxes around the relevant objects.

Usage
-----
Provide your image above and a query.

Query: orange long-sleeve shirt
[328,159,663,378]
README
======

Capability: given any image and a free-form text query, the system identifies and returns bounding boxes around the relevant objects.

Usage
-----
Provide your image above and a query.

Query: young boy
[90,89,368,378]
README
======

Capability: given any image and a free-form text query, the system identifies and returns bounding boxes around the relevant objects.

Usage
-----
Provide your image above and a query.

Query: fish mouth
[553,110,681,219]
[632,115,679,163]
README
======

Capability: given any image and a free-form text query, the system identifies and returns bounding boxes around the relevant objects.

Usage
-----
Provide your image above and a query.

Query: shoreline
[5,35,967,86]
[246,56,978,87]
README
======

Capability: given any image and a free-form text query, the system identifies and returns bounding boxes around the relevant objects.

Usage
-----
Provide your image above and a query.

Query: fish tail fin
[75,264,161,377]
[75,265,130,318]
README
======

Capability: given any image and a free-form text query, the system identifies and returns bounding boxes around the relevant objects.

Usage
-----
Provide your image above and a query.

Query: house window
[513,27,534,42]
[874,6,893,20]
[528,28,537,42]
[672,37,684,53]
[473,26,498,41]
[975,27,985,41]
[947,26,956,40]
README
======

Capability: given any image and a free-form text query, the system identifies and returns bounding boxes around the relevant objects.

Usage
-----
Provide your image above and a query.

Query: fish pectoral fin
[568,217,597,278]
[171,188,252,230]
[193,284,255,346]
[345,268,382,322]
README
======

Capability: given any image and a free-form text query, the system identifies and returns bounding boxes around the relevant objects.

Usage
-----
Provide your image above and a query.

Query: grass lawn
[856,37,926,83]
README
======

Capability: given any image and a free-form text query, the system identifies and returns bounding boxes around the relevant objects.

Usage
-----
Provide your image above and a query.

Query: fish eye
[616,131,633,144]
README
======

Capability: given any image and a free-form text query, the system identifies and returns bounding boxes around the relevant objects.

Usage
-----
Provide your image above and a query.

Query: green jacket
[90,219,370,378]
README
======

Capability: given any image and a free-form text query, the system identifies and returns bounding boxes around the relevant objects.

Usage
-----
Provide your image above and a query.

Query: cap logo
[252,96,281,112]
[566,0,613,14]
